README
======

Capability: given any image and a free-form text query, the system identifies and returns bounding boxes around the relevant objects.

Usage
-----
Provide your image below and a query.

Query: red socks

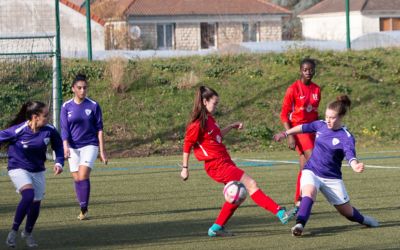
[215,202,239,226]
[295,170,302,204]
[250,189,280,214]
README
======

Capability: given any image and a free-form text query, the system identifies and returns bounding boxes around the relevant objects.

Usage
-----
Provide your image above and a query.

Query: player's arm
[221,122,243,137]
[280,87,296,150]
[181,122,200,181]
[273,125,303,142]
[345,136,364,173]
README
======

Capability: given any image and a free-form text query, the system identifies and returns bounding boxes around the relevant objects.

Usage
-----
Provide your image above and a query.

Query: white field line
[241,158,400,169]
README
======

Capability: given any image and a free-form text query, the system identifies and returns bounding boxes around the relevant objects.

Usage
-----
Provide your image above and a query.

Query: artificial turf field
[0,148,399,249]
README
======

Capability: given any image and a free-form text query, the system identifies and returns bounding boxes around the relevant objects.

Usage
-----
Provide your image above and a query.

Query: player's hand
[352,162,364,173]
[287,135,296,150]
[273,131,287,142]
[180,167,189,181]
[231,122,243,130]
[53,164,63,176]
[64,147,70,159]
[100,151,108,165]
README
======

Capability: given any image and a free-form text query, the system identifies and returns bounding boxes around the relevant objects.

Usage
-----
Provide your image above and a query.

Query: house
[92,0,291,50]
[0,0,105,55]
[298,0,400,41]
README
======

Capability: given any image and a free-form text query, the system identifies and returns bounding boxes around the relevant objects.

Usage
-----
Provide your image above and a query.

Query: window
[157,24,174,49]
[243,22,259,42]
[201,23,216,49]
[380,18,400,31]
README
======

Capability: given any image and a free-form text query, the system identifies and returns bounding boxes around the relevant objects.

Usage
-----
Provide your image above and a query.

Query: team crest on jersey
[85,109,92,116]
[316,132,321,138]
[216,135,222,144]
[332,138,340,146]
[312,94,319,100]
[67,111,73,117]
[43,137,50,145]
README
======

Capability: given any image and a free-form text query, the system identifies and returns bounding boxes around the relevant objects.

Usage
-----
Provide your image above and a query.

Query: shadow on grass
[0,213,290,249]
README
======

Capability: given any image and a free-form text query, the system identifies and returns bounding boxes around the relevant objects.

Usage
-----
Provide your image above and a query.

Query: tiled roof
[300,0,400,16]
[124,0,290,16]
[60,0,105,25]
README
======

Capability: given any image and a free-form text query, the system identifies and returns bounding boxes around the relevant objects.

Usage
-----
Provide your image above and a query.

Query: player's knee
[244,178,258,193]
[21,188,35,203]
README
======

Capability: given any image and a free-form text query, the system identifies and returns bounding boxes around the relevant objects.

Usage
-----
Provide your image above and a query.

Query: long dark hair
[9,101,47,126]
[190,86,218,130]
[327,95,351,117]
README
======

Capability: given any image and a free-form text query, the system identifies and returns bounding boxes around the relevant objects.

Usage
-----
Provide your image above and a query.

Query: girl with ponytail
[182,86,295,237]
[3,101,64,248]
[274,95,379,237]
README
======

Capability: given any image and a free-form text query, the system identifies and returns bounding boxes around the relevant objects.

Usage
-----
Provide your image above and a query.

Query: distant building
[299,0,400,41]
[93,0,291,50]
[0,0,105,55]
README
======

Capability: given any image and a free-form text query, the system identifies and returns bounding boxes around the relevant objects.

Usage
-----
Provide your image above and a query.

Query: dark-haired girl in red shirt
[181,86,295,237]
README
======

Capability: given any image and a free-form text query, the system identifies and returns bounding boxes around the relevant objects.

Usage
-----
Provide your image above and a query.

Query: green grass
[1,148,399,249]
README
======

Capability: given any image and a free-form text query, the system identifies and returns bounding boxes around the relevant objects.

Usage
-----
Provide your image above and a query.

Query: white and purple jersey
[0,122,64,172]
[60,98,103,149]
[302,120,357,179]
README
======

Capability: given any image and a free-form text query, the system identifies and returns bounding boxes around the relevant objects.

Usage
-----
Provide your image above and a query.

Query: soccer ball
[223,181,247,205]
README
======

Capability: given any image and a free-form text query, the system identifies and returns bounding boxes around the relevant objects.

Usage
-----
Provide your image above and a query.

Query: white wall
[300,12,364,41]
[0,0,104,55]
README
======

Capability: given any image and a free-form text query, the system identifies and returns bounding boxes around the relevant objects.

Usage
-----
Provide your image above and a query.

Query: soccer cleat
[362,215,379,227]
[276,207,296,224]
[291,223,304,237]
[77,211,89,220]
[208,227,234,237]
[5,230,17,248]
[21,230,38,248]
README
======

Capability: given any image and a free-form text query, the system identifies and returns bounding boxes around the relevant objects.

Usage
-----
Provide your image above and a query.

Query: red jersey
[280,80,321,126]
[183,114,230,161]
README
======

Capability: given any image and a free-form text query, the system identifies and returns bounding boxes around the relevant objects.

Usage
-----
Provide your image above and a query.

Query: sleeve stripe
[348,158,357,165]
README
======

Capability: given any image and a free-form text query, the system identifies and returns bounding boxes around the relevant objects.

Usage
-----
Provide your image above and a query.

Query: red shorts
[204,158,244,184]
[293,132,315,155]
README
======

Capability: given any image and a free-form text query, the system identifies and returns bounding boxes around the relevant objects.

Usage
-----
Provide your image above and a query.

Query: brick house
[93,0,290,50]
[299,0,400,41]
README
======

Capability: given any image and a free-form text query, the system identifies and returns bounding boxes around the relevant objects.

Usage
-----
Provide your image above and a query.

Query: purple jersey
[60,98,103,149]
[302,120,357,179]
[0,122,64,172]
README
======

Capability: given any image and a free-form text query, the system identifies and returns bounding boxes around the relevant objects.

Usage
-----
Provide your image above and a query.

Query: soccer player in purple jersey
[61,74,107,220]
[274,95,379,237]
[3,101,64,248]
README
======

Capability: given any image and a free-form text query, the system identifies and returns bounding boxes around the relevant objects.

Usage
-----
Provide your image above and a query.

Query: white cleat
[363,215,379,227]
[21,230,38,248]
[77,211,89,220]
[5,230,17,248]
[291,223,304,237]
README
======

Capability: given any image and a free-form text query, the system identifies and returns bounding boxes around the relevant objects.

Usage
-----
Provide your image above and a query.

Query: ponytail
[9,101,47,126]
[328,95,351,117]
[190,86,218,130]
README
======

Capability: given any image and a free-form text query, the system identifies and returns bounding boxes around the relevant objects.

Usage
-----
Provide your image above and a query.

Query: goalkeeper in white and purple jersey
[60,74,107,221]
[4,101,64,248]
[274,95,379,237]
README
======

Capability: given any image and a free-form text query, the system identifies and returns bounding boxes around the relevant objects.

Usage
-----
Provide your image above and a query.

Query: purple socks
[346,207,364,224]
[25,201,41,233]
[74,179,91,210]
[12,189,34,231]
[296,196,314,226]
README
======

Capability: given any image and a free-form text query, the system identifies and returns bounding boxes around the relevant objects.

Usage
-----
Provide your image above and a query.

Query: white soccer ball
[223,181,247,205]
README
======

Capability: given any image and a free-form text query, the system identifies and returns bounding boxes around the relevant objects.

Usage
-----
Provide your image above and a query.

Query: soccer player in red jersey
[280,59,321,208]
[181,86,295,237]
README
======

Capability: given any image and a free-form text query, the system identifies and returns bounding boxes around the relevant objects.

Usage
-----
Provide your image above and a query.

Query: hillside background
[1,48,399,157]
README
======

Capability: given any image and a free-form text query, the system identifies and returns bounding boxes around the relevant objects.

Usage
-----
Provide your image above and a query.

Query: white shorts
[8,169,46,201]
[301,169,350,205]
[68,145,99,172]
